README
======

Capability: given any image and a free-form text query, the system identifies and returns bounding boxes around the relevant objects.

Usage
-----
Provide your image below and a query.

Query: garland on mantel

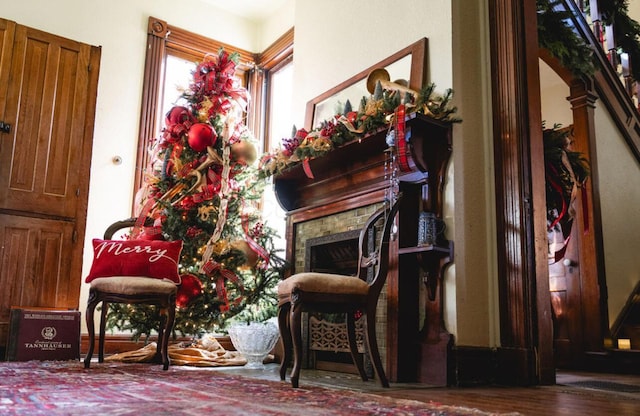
[258,82,460,179]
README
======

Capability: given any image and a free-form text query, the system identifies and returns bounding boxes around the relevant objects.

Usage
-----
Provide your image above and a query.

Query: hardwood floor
[219,365,640,415]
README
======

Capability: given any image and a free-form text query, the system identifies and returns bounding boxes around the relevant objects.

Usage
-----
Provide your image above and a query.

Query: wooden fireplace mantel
[274,113,454,385]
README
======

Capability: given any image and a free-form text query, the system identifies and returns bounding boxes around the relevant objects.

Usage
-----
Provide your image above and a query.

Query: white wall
[2,0,293,333]
[4,0,503,347]
[293,0,498,347]
[539,60,572,128]
[450,1,496,346]
[291,0,453,128]
[594,105,640,326]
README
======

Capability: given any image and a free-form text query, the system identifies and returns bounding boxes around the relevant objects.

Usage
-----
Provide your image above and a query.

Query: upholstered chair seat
[89,276,177,296]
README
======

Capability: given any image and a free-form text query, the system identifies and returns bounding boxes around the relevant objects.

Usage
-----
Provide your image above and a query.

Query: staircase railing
[561,0,640,161]
[573,0,639,108]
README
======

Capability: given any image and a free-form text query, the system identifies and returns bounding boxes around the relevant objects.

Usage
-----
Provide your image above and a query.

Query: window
[136,18,293,247]
[135,16,258,197]
[265,57,294,152]
[259,38,294,251]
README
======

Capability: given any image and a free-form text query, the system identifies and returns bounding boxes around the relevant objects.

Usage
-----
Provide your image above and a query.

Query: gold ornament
[230,240,259,268]
[198,205,217,221]
[231,140,257,165]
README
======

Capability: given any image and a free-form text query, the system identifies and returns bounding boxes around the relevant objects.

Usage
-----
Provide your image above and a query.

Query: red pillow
[86,239,183,284]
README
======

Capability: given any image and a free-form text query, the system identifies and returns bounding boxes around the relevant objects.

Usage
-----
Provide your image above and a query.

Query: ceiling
[199,0,288,21]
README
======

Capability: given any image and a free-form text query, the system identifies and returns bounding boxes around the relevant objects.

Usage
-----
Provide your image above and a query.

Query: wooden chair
[277,196,401,388]
[84,218,177,370]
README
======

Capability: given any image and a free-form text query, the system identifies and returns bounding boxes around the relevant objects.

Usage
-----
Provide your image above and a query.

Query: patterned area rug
[0,360,515,416]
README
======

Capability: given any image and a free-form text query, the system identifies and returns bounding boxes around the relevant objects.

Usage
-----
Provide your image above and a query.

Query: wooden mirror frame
[304,38,428,129]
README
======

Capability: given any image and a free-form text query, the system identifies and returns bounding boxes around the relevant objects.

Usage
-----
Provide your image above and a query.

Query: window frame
[136,17,288,201]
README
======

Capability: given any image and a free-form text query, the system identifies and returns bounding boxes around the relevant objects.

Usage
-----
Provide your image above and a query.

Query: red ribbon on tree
[241,209,270,269]
[201,259,244,312]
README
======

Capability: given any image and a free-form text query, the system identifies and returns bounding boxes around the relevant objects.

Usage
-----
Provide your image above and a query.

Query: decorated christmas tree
[106,49,286,340]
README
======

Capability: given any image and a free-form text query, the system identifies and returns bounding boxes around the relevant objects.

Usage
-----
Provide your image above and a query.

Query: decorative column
[488,0,554,385]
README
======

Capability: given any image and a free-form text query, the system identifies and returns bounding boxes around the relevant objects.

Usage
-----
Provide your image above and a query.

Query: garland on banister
[258,82,461,179]
[537,0,640,81]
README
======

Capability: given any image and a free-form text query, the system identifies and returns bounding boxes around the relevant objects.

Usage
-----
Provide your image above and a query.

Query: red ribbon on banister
[395,105,410,172]
[581,183,590,234]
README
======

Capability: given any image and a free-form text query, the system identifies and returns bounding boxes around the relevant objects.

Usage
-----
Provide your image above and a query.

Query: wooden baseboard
[451,346,497,386]
[453,346,535,386]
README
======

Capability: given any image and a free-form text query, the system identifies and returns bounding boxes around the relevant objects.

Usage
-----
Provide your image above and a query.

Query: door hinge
[76,188,80,197]
[72,229,78,243]
[0,121,11,133]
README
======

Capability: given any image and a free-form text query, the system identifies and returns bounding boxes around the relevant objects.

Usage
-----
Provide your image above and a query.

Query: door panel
[0,18,100,353]
[0,19,16,118]
[0,24,91,218]
[0,214,75,345]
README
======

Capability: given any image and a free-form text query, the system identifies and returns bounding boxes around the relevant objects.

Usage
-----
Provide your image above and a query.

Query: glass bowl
[228,321,279,369]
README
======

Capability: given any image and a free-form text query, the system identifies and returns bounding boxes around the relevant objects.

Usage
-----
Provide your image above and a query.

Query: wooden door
[0,18,100,349]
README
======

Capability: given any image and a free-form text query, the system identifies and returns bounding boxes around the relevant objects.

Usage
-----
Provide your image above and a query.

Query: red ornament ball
[176,273,204,308]
[188,123,217,152]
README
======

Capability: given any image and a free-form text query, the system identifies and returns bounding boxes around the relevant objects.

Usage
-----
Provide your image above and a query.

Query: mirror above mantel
[304,38,429,130]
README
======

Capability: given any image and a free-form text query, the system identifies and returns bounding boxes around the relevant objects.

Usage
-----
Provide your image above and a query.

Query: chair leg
[161,302,176,370]
[365,308,389,388]
[346,313,368,381]
[155,308,167,365]
[98,301,108,363]
[277,303,292,382]
[84,291,98,369]
[289,302,303,388]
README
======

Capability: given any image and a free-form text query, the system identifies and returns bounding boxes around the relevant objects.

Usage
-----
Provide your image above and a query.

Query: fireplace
[274,114,453,383]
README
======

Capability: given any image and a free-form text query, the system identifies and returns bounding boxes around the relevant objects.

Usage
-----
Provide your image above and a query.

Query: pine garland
[258,82,460,179]
[537,0,595,78]
[537,0,640,81]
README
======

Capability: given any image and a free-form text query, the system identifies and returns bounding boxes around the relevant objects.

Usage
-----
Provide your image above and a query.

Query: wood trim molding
[257,28,293,71]
[568,80,610,352]
[133,20,167,202]
[488,0,553,385]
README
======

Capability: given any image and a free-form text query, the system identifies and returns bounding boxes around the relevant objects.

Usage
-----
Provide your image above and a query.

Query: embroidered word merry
[95,241,177,264]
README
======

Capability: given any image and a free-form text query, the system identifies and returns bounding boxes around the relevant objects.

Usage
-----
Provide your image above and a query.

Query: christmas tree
[106,49,286,340]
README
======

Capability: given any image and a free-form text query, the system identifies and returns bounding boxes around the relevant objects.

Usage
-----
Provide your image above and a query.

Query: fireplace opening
[304,230,372,375]
[305,230,361,274]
